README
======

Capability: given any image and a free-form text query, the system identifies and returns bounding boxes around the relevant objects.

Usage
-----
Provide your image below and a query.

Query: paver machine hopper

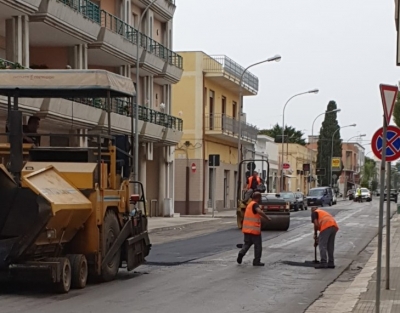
[236,159,290,231]
[0,69,151,293]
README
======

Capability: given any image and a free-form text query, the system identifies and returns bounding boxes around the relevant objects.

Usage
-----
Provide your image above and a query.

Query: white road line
[268,233,310,248]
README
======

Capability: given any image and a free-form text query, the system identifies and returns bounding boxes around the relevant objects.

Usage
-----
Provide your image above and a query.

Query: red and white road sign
[191,163,196,173]
[282,163,290,170]
[379,84,398,124]
[371,125,400,162]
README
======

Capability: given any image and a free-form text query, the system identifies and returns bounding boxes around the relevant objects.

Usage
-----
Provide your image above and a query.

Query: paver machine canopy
[0,69,151,293]
[236,159,290,231]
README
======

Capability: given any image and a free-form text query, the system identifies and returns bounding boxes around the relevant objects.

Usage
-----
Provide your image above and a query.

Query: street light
[280,89,319,191]
[133,0,159,187]
[308,108,341,192]
[346,134,366,142]
[330,124,357,186]
[237,54,281,165]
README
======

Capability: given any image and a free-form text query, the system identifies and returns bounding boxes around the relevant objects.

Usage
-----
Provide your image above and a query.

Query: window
[233,101,237,119]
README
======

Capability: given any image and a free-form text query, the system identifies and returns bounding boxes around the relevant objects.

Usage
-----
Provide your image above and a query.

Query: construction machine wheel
[101,210,121,282]
[261,215,290,231]
[67,254,88,289]
[53,257,72,294]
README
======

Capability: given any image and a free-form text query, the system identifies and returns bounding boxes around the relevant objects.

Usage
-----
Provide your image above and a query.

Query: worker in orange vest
[242,171,263,204]
[237,192,271,266]
[311,207,339,269]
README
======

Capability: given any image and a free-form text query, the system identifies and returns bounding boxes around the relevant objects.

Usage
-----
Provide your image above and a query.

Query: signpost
[191,163,196,173]
[331,157,341,171]
[209,154,220,218]
[374,84,399,313]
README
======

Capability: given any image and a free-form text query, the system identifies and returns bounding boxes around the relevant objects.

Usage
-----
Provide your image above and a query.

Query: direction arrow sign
[379,84,399,124]
[371,125,400,162]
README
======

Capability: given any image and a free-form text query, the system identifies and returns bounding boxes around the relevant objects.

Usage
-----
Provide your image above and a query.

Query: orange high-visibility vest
[242,200,261,235]
[315,209,339,232]
[247,176,261,189]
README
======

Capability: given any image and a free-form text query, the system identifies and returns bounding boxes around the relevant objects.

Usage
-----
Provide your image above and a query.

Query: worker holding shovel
[311,206,339,269]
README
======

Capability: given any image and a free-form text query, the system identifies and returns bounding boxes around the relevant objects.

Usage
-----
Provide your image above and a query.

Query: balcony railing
[204,113,258,142]
[57,0,101,24]
[100,10,183,69]
[204,55,259,93]
[0,58,183,132]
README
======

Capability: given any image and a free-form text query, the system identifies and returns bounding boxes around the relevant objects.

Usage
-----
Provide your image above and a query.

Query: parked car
[382,189,398,203]
[347,189,355,200]
[295,192,307,210]
[307,187,333,207]
[280,192,300,211]
[353,188,372,202]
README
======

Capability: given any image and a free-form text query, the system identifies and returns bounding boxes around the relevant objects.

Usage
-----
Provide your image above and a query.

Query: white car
[354,188,372,202]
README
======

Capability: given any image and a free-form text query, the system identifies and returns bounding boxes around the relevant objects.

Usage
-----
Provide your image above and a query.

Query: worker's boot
[253,261,265,266]
[237,253,244,264]
[314,263,328,269]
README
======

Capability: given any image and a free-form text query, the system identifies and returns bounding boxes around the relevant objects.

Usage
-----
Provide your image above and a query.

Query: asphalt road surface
[0,200,395,313]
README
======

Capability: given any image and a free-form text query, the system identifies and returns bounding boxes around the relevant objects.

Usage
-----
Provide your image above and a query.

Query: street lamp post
[280,89,319,192]
[330,124,356,186]
[237,54,281,165]
[308,108,341,192]
[133,0,159,188]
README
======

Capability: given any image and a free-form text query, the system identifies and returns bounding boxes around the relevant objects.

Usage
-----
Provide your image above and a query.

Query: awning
[0,69,136,98]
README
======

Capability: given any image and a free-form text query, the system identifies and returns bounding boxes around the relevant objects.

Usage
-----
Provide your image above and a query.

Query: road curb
[179,215,236,219]
[148,218,223,234]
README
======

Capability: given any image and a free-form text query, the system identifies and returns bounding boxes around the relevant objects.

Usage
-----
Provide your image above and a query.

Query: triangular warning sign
[380,84,399,124]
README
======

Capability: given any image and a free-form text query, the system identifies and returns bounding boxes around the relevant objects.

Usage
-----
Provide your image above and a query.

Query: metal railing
[204,55,259,93]
[100,11,182,69]
[204,113,258,142]
[57,0,101,24]
[0,58,183,132]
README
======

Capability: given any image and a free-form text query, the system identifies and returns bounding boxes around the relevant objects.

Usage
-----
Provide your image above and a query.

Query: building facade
[337,142,365,194]
[279,143,317,193]
[254,135,278,192]
[172,51,259,215]
[0,0,183,216]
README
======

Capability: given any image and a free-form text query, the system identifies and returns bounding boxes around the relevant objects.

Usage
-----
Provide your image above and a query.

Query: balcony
[29,0,102,43]
[88,10,183,78]
[204,113,258,144]
[203,55,259,96]
[138,0,176,21]
[0,59,183,143]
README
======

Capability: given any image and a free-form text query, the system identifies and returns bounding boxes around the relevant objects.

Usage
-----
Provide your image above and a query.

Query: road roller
[0,69,151,293]
[236,159,290,231]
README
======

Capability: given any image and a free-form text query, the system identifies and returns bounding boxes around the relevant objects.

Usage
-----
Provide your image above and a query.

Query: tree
[361,156,377,188]
[316,101,342,186]
[259,124,306,146]
[392,92,400,128]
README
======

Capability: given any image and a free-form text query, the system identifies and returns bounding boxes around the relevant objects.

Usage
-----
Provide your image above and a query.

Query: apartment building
[172,51,259,215]
[279,143,317,193]
[0,0,183,215]
[337,142,365,194]
[254,135,278,192]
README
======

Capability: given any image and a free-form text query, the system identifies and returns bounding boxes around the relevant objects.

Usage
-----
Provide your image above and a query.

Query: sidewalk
[305,213,400,313]
[147,210,236,233]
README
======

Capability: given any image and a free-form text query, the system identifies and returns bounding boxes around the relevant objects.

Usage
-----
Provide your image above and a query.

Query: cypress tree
[316,101,342,186]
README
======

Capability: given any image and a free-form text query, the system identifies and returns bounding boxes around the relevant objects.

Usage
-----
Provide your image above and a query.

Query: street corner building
[0,0,184,217]
[171,51,261,215]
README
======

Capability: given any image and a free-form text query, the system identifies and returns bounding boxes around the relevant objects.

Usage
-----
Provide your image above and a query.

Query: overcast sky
[173,0,400,155]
